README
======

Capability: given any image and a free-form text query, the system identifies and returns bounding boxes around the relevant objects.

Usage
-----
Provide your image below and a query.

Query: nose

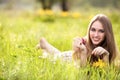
[94,31,99,37]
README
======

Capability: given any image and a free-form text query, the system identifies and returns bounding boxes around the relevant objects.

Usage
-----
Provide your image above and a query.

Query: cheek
[101,33,105,40]
[89,31,93,39]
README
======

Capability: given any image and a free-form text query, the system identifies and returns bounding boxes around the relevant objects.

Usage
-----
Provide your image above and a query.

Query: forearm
[80,53,88,67]
[72,51,88,68]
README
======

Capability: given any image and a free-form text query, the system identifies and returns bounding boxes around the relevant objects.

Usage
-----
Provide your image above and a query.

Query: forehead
[91,21,104,30]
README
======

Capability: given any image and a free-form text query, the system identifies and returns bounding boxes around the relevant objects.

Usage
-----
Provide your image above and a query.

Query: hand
[72,37,86,52]
[92,47,109,56]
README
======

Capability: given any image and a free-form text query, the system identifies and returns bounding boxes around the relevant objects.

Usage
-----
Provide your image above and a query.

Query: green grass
[0,9,120,80]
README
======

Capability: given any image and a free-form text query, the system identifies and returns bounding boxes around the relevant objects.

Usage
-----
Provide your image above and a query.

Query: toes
[36,43,41,49]
[36,37,47,49]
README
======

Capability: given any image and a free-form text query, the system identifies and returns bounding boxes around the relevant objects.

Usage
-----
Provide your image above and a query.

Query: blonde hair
[87,14,117,63]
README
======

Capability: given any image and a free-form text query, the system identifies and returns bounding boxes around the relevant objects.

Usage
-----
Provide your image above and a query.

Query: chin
[93,42,100,46]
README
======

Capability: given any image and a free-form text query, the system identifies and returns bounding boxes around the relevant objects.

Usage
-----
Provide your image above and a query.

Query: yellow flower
[45,9,54,16]
[35,9,54,16]
[36,9,45,16]
[71,12,81,18]
[61,11,69,17]
[93,59,106,68]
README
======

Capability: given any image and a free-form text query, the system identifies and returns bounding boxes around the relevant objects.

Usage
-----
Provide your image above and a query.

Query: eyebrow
[90,27,104,32]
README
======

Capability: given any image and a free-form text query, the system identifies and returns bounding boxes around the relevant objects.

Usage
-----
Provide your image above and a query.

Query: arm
[72,37,88,67]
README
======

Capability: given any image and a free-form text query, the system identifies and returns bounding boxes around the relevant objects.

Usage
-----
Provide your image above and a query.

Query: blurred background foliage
[0,0,120,80]
[0,0,120,11]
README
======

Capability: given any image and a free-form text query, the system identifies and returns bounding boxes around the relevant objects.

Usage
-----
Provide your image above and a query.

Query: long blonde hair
[87,14,117,63]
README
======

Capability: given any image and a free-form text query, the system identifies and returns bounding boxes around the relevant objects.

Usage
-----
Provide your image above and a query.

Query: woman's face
[90,21,105,46]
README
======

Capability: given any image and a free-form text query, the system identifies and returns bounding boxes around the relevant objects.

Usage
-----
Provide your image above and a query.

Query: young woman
[36,14,117,67]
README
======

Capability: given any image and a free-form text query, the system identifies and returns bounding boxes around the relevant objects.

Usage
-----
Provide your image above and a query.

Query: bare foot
[36,37,47,49]
[36,37,61,54]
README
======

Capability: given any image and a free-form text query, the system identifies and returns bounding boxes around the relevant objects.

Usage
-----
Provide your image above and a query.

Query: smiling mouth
[94,39,99,41]
[93,39,100,43]
[93,38,99,41]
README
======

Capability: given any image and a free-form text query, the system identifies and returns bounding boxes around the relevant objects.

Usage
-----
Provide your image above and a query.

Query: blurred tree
[5,0,15,9]
[40,0,54,9]
[71,0,120,8]
[61,0,69,11]
[112,0,120,8]
[37,0,69,11]
[0,0,2,3]
[0,0,8,3]
[90,0,108,7]
[89,0,120,8]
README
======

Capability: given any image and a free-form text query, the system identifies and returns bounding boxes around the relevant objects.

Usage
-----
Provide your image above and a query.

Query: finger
[99,49,106,55]
[92,48,97,55]
[92,48,100,55]
[96,48,103,55]
[97,47,105,55]
[81,38,85,45]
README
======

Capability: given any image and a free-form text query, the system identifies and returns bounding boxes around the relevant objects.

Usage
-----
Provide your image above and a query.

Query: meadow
[0,8,120,80]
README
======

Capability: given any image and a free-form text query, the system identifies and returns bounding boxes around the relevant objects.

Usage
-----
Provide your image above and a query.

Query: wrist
[105,50,109,56]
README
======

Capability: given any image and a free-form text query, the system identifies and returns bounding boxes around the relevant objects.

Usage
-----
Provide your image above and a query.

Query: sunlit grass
[0,9,120,80]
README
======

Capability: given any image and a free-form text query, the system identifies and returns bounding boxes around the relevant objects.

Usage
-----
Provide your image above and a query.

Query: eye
[90,28,96,32]
[99,29,104,33]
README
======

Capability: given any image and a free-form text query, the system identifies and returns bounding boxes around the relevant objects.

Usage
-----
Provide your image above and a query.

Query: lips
[92,38,100,44]
[92,37,99,41]
[93,39,99,42]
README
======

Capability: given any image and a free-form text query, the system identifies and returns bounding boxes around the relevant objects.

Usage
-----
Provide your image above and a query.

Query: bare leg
[36,38,73,61]
[36,37,61,55]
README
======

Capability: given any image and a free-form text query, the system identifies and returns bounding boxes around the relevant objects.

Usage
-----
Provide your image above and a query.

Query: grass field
[0,9,120,80]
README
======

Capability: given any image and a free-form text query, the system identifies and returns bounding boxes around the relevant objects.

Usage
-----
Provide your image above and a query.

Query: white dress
[41,50,73,62]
